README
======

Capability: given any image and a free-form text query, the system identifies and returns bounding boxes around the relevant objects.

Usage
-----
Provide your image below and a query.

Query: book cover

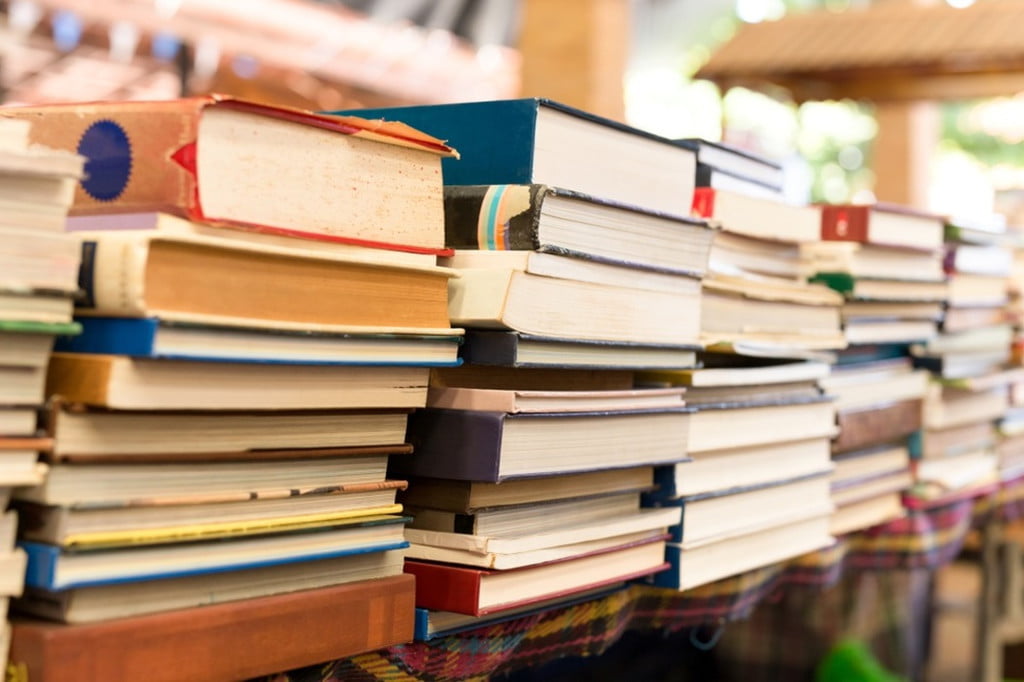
[8,574,415,682]
[2,95,455,254]
[336,98,696,218]
[832,399,924,454]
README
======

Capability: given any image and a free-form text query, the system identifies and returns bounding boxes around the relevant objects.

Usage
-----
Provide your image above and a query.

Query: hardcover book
[458,331,699,370]
[443,184,715,276]
[336,98,698,218]
[692,187,820,243]
[1,96,455,253]
[820,203,944,252]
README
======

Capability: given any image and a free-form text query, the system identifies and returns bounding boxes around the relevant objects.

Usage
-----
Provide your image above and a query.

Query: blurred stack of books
[0,117,84,671]
[1,97,462,678]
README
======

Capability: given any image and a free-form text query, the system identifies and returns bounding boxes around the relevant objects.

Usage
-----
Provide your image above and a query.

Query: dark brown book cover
[832,398,923,454]
[8,574,414,682]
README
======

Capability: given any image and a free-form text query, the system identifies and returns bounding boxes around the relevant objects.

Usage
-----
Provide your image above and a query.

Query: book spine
[396,409,504,482]
[76,235,151,316]
[691,187,716,218]
[20,541,59,590]
[54,317,159,356]
[821,205,870,243]
[45,354,115,409]
[6,100,201,215]
[458,331,521,366]
[648,543,681,589]
[444,185,544,250]
[404,560,483,615]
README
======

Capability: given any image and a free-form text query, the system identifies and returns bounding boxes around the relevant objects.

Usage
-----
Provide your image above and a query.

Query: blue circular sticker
[77,120,132,201]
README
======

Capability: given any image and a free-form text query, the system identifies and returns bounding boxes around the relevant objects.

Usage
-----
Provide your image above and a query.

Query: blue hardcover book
[331,99,697,219]
[21,516,410,590]
[55,317,463,367]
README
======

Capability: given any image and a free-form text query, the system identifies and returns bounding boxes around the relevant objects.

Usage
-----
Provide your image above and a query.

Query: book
[16,456,396,507]
[74,230,452,330]
[830,492,904,536]
[413,584,623,641]
[65,211,440,268]
[15,549,406,624]
[700,289,846,350]
[819,358,927,410]
[0,227,82,294]
[945,244,1013,277]
[443,184,715,276]
[662,380,821,408]
[0,293,74,325]
[0,409,37,437]
[947,272,1009,307]
[21,515,408,590]
[912,450,999,499]
[801,241,945,282]
[8,574,415,681]
[832,444,911,490]
[640,357,831,388]
[842,319,937,345]
[820,204,945,251]
[653,511,834,591]
[831,470,913,507]
[681,138,784,189]
[46,353,430,411]
[426,386,686,413]
[428,364,633,391]
[692,187,820,243]
[404,534,668,616]
[338,98,698,218]
[655,436,833,498]
[842,301,944,322]
[398,466,655,513]
[1,96,455,253]
[446,251,702,345]
[667,474,833,544]
[0,551,27,597]
[687,398,836,454]
[458,331,699,370]
[0,440,46,486]
[56,317,463,367]
[923,386,1009,431]
[695,162,785,201]
[942,305,1007,333]
[0,322,80,368]
[17,482,407,548]
[0,366,47,405]
[832,399,923,454]
[405,506,679,560]
[911,421,995,460]
[398,408,691,481]
[405,526,672,571]
[810,273,949,302]
[709,231,805,279]
[48,407,410,460]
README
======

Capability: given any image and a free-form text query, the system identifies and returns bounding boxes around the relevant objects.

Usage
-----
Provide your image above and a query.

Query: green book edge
[808,272,855,295]
[0,320,81,335]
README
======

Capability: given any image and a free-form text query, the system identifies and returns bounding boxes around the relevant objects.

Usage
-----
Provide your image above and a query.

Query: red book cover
[1,95,456,255]
[820,204,871,243]
[691,187,717,218]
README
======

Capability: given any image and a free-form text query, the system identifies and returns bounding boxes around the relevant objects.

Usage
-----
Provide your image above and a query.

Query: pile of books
[643,141,844,591]
[0,117,84,670]
[1,97,465,678]
[908,213,1015,497]
[342,98,714,636]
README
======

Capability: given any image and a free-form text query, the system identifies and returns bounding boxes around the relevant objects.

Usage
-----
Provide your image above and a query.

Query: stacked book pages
[0,117,84,672]
[0,97,462,679]
[341,98,713,637]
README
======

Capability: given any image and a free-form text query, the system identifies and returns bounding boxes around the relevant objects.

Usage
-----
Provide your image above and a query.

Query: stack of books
[906,213,1014,499]
[804,204,948,346]
[640,141,843,591]
[0,97,464,678]
[1001,220,1024,480]
[341,98,713,634]
[640,356,836,591]
[0,118,84,671]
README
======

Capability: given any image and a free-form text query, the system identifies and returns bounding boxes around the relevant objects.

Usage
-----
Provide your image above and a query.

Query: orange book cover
[1,95,456,254]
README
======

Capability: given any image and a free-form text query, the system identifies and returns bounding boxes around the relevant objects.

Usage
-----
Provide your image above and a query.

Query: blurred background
[2,0,1023,224]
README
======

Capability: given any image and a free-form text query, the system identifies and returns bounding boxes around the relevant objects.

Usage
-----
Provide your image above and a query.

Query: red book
[0,95,456,255]
[820,203,944,252]
[691,187,820,243]
[405,534,669,616]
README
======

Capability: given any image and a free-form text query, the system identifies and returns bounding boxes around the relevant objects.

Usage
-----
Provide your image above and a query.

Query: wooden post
[872,100,939,209]
[517,0,630,122]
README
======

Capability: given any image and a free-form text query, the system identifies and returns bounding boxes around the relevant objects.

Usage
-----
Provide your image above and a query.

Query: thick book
[404,534,668,616]
[2,96,455,254]
[692,187,820,243]
[642,358,831,388]
[20,515,408,590]
[46,353,430,411]
[445,250,702,345]
[0,227,82,294]
[399,466,655,513]
[687,397,836,454]
[17,455,397,508]
[56,317,463,367]
[801,240,945,282]
[74,230,452,330]
[398,408,690,482]
[810,272,949,302]
[0,292,75,325]
[426,386,686,414]
[48,406,410,461]
[337,98,697,218]
[0,320,79,369]
[443,184,715,276]
[832,399,923,454]
[459,331,699,370]
[820,203,944,252]
[8,573,415,682]
[14,549,406,624]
